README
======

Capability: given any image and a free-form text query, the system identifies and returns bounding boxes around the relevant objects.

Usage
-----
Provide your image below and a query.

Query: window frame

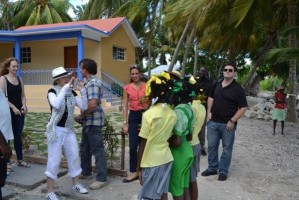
[113,46,126,61]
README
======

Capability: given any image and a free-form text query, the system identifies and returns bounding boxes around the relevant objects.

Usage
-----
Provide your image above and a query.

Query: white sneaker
[72,183,88,194]
[46,192,58,200]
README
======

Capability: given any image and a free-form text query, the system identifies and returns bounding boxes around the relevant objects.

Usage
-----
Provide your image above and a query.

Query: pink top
[124,82,147,111]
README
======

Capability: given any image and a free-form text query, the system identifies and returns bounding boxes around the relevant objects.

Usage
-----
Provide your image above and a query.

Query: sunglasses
[130,64,139,69]
[223,68,234,73]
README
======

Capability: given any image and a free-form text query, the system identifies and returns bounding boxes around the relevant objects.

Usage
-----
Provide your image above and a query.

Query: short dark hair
[79,58,97,75]
[223,63,237,71]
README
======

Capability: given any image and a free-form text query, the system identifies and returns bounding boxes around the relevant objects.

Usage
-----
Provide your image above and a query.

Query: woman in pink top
[122,65,148,183]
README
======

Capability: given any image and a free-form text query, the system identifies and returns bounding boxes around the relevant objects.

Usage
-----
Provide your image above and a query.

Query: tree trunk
[168,20,191,72]
[285,0,298,122]
[147,44,152,77]
[193,41,198,77]
[242,30,277,95]
[249,73,263,97]
[181,28,195,76]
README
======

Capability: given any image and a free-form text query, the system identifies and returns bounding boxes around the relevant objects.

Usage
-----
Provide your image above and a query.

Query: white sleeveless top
[0,89,14,141]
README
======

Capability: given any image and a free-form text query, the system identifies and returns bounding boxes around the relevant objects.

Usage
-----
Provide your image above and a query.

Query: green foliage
[103,116,119,167]
[259,77,283,91]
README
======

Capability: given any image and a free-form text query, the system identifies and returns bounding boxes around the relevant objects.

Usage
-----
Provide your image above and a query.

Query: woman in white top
[0,88,13,198]
[45,67,88,200]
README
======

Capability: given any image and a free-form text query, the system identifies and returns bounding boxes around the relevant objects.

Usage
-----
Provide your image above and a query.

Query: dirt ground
[4,113,299,200]
[197,117,299,200]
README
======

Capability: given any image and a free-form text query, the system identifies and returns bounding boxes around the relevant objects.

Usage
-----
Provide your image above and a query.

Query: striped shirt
[83,75,104,126]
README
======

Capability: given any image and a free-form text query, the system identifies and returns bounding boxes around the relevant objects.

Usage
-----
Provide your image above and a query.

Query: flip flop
[17,160,30,168]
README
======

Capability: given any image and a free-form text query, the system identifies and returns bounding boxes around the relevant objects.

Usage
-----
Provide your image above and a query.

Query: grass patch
[15,112,124,161]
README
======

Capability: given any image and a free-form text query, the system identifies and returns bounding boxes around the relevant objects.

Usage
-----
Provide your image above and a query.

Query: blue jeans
[207,121,236,175]
[128,110,142,173]
[10,112,25,161]
[80,125,107,182]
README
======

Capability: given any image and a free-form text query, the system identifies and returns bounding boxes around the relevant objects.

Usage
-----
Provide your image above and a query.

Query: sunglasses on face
[223,68,234,73]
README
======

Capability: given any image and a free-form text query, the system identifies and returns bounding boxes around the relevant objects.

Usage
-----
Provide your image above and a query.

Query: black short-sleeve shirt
[47,88,77,127]
[209,80,247,123]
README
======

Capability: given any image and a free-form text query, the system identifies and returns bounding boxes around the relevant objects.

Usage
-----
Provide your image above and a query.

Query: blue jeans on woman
[10,112,25,161]
[128,110,142,173]
[80,125,107,182]
[207,121,236,176]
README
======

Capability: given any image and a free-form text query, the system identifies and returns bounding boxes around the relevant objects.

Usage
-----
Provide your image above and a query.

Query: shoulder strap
[4,76,8,97]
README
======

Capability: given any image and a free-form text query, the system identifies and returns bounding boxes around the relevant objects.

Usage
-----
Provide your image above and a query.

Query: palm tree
[0,0,14,30]
[12,0,73,28]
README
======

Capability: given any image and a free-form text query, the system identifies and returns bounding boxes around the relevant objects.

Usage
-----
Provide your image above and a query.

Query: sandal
[17,160,30,168]
[7,163,14,172]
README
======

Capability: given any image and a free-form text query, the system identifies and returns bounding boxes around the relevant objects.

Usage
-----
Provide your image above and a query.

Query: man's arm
[207,97,214,120]
[230,107,247,123]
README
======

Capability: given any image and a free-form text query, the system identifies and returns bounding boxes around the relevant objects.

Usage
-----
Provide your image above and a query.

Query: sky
[68,0,89,18]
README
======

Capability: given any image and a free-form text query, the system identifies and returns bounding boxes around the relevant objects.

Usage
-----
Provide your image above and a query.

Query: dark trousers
[0,151,8,200]
[199,114,207,149]
[128,110,142,173]
[10,112,25,161]
[80,125,107,182]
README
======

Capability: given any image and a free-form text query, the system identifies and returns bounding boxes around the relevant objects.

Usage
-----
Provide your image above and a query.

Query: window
[21,47,31,63]
[113,46,125,61]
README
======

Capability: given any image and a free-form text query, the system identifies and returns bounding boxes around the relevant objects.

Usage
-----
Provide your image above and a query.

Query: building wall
[85,39,102,78]
[0,42,14,62]
[21,39,77,69]
[101,26,136,84]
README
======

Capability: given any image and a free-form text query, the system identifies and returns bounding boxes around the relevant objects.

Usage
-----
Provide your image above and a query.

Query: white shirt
[0,89,14,141]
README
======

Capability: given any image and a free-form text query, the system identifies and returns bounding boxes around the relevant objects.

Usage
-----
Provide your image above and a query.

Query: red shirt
[274,92,286,109]
[124,82,148,111]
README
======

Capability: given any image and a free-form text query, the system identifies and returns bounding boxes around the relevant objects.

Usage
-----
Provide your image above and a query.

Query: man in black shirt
[201,63,247,181]
[196,67,213,156]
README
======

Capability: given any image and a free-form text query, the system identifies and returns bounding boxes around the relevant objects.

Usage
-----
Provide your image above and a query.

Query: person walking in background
[272,85,287,135]
[201,63,247,181]
[189,84,206,200]
[136,73,177,200]
[196,67,213,156]
[45,67,88,200]
[75,58,108,190]
[0,57,29,174]
[122,64,149,183]
[0,88,13,199]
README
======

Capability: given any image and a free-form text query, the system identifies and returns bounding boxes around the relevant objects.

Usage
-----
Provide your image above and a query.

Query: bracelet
[230,119,235,123]
[123,121,127,124]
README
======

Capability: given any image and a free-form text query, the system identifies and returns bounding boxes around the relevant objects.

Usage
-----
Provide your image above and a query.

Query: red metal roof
[17,17,126,33]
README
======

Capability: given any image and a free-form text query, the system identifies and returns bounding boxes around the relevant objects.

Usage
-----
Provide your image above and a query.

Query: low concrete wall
[24,85,114,113]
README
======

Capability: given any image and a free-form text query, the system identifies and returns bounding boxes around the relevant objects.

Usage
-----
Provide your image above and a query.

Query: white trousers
[45,126,81,180]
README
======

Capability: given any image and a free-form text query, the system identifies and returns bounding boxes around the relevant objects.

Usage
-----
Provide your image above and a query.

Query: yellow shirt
[190,100,206,146]
[139,103,177,167]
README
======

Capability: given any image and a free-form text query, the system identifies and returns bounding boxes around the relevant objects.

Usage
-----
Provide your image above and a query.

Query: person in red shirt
[272,85,287,135]
[122,64,149,183]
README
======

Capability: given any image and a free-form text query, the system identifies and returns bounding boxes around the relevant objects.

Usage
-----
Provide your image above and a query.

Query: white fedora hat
[52,67,72,80]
